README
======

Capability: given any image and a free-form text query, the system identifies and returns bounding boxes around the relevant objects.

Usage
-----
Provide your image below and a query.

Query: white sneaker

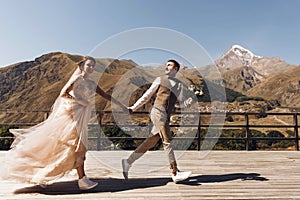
[122,159,131,180]
[78,176,98,190]
[171,171,192,183]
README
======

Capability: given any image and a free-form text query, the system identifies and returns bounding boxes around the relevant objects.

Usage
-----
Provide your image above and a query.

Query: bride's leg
[76,164,85,179]
[75,140,98,190]
[75,140,87,179]
[77,161,98,190]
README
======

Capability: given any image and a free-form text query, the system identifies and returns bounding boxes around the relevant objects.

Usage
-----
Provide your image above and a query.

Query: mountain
[216,44,261,69]
[215,45,297,76]
[221,66,264,92]
[0,52,140,123]
[211,44,300,107]
[1,44,299,123]
[0,53,76,110]
[248,66,300,108]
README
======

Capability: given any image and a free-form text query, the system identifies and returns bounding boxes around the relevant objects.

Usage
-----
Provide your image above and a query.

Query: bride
[1,56,127,190]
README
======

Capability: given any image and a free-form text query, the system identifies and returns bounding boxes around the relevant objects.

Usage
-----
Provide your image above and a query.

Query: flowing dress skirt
[0,97,91,184]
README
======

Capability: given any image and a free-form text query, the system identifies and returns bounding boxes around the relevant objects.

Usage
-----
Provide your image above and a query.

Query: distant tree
[266,100,281,110]
[205,129,245,150]
[225,115,234,122]
[249,129,267,150]
[0,126,14,150]
[266,130,284,146]
[256,108,267,118]
[266,130,293,148]
[103,125,135,150]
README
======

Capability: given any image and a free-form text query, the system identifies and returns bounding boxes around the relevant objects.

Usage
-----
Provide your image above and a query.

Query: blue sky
[0,0,299,67]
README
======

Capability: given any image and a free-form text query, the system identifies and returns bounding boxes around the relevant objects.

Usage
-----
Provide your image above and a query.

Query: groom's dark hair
[168,59,180,71]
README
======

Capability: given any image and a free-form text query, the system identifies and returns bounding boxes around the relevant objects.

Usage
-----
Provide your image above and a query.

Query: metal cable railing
[0,110,299,151]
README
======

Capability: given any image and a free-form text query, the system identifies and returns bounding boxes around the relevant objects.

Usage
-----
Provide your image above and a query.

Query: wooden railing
[0,110,299,151]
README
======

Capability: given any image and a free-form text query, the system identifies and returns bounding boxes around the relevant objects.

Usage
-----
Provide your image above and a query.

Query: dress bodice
[73,76,96,102]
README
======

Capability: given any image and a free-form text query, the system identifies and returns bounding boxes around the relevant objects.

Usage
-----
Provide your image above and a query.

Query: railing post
[294,113,299,151]
[97,111,103,151]
[245,113,250,151]
[197,112,201,151]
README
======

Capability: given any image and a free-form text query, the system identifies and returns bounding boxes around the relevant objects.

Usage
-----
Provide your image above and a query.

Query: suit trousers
[127,107,178,175]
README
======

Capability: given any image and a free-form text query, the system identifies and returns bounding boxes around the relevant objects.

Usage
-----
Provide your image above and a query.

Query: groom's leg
[159,124,178,175]
[127,134,160,165]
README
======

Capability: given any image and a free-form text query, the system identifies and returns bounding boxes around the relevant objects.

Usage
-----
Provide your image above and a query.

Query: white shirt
[130,76,186,111]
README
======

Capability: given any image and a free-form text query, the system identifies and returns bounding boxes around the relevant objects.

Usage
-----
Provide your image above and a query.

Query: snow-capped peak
[217,44,261,67]
[232,45,253,57]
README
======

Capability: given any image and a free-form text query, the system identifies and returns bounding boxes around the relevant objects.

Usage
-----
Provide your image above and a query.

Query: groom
[122,59,192,183]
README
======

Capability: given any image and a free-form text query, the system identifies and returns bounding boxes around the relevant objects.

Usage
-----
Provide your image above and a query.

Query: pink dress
[1,75,96,184]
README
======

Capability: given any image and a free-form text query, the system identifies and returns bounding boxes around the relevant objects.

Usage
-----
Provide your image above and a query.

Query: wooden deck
[1,150,300,199]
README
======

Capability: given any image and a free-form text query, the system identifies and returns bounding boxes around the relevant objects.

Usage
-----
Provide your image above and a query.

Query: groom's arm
[129,77,161,112]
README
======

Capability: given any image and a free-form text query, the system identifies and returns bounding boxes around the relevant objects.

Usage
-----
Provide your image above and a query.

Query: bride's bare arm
[96,86,127,111]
